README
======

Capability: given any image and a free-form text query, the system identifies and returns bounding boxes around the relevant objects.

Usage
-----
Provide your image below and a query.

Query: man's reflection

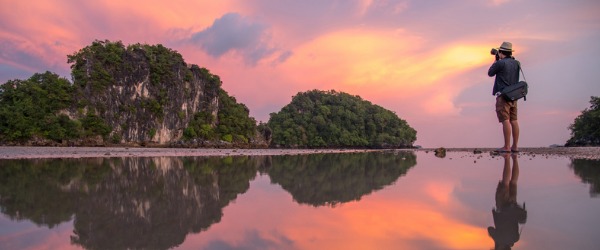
[488,153,527,250]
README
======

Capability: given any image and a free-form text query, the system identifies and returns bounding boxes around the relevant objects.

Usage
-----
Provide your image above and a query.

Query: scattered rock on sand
[434,147,446,158]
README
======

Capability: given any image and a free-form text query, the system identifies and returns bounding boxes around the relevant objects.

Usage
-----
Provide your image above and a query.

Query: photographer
[488,42,521,153]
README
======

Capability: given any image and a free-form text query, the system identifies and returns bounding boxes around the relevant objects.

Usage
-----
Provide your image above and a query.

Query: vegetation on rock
[0,72,88,142]
[183,89,256,144]
[0,40,258,146]
[267,90,416,148]
[566,96,600,146]
[1,41,416,148]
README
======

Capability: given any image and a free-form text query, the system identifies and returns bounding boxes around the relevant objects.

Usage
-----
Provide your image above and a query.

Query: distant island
[0,40,417,148]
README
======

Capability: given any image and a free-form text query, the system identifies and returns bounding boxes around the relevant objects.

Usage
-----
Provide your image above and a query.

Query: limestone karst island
[0,40,417,149]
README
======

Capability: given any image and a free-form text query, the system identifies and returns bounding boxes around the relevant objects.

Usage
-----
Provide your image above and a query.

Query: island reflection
[569,158,600,197]
[265,151,416,206]
[0,151,415,249]
[0,156,260,249]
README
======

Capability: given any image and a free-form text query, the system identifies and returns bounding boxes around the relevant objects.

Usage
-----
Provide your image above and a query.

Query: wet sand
[0,146,598,160]
[0,147,382,159]
[423,147,600,160]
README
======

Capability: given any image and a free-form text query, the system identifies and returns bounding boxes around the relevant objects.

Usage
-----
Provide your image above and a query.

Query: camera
[490,48,498,55]
[490,48,500,61]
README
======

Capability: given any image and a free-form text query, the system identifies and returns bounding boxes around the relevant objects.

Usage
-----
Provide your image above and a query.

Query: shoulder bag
[502,61,528,101]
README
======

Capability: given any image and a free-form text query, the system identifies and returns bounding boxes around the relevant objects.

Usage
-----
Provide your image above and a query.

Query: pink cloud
[1,0,599,147]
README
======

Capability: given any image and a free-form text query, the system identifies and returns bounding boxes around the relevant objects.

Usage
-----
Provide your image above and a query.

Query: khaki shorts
[496,96,518,122]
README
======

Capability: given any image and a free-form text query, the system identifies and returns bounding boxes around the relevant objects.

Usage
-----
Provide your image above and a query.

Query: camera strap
[517,60,528,101]
[517,61,526,82]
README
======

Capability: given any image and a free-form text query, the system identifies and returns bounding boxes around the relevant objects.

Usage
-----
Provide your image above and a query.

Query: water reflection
[0,156,262,249]
[488,153,527,250]
[0,158,111,228]
[3,151,600,249]
[265,151,416,207]
[569,158,600,197]
[0,152,415,249]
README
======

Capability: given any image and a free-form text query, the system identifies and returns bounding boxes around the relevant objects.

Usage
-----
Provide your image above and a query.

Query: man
[488,41,521,153]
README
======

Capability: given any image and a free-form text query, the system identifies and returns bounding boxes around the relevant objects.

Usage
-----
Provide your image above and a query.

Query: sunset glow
[1,0,599,147]
[178,173,494,250]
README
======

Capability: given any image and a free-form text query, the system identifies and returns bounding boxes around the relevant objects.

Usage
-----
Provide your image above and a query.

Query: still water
[0,151,598,250]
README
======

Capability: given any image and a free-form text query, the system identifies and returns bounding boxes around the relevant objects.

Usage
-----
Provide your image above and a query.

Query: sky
[1,0,599,148]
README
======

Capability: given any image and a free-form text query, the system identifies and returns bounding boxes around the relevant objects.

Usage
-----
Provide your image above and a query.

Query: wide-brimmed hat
[498,41,514,52]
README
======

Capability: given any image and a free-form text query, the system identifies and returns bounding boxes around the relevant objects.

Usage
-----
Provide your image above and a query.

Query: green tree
[183,87,257,144]
[68,40,125,90]
[268,90,416,148]
[0,72,81,141]
[81,109,111,137]
[567,96,600,146]
[216,90,256,143]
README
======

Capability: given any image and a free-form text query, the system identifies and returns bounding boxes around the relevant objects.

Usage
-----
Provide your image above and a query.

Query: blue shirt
[488,57,520,96]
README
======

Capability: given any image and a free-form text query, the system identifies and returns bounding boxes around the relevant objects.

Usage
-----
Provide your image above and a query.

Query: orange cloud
[282,28,423,89]
[279,27,491,117]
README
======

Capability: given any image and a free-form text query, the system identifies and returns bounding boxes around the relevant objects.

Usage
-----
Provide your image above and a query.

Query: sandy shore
[0,146,598,160]
[422,147,600,160]
[0,147,383,159]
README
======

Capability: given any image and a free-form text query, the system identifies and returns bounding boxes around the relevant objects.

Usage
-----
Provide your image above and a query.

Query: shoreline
[0,146,598,160]
[0,146,382,159]
[418,147,600,160]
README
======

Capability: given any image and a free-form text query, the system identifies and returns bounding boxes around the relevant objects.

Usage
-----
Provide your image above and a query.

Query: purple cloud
[191,13,290,66]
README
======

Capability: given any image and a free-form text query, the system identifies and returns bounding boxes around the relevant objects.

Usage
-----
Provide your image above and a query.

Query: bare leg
[501,120,512,150]
[511,120,519,151]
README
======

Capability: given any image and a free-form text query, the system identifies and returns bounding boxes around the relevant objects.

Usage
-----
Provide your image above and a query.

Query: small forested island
[268,90,416,148]
[566,96,600,147]
[0,40,417,148]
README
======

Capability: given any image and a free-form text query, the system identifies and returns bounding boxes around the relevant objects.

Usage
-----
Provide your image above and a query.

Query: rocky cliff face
[67,41,226,145]
[1,40,263,147]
